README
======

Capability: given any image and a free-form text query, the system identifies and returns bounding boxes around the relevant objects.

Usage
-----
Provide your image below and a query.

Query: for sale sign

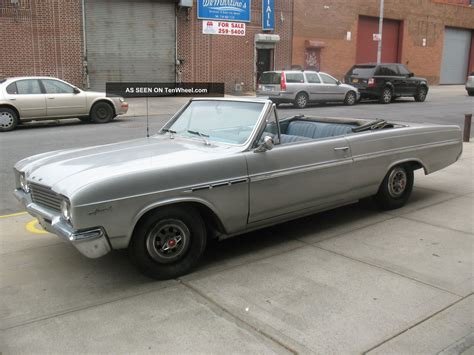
[202,21,246,36]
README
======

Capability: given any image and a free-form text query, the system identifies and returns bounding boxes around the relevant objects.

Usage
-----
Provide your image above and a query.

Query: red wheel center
[168,239,176,247]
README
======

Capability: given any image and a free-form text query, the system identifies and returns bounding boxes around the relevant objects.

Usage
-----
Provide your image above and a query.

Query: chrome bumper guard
[14,189,111,258]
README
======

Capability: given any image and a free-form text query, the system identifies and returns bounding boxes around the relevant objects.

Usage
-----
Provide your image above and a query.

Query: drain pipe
[81,0,90,89]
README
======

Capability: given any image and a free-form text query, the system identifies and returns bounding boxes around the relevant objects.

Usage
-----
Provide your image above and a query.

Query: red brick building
[0,0,84,87]
[1,0,473,90]
[292,0,474,84]
[177,0,293,93]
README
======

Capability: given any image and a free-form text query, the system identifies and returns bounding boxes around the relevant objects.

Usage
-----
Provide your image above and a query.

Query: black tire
[0,108,19,132]
[294,92,309,109]
[90,101,114,124]
[379,87,392,104]
[374,164,414,210]
[344,91,357,106]
[129,206,207,280]
[414,86,428,102]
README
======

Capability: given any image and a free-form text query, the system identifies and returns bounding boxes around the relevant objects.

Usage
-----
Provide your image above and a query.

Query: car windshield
[349,66,376,77]
[166,100,265,145]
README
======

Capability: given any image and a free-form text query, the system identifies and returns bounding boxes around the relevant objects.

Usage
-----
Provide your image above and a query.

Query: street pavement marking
[26,219,48,235]
[0,211,27,218]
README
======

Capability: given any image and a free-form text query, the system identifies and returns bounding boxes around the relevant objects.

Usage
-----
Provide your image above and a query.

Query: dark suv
[345,63,429,104]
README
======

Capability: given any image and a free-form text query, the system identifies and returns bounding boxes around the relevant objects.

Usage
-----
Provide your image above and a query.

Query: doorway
[256,49,274,83]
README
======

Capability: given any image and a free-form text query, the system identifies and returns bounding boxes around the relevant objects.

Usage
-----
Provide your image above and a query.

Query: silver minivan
[256,70,360,108]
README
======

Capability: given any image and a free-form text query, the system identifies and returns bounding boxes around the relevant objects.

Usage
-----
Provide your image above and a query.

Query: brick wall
[0,0,83,87]
[177,0,293,93]
[293,0,474,84]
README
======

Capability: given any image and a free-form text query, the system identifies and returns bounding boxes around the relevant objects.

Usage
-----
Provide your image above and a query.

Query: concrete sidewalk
[0,144,472,354]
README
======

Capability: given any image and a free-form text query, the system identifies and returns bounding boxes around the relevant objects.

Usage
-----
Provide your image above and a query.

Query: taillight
[280,72,287,91]
[368,78,376,87]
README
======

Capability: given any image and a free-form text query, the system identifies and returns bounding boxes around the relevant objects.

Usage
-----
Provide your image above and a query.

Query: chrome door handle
[334,147,349,151]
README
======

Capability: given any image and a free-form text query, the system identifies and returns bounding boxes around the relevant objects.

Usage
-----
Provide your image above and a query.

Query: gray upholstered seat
[280,134,309,144]
[287,121,318,138]
[287,120,356,139]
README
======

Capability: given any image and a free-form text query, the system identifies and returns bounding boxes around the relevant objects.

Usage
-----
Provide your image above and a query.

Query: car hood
[16,135,239,196]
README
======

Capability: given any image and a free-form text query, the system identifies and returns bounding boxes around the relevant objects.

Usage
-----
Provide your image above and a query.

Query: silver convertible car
[14,98,462,279]
[0,76,128,131]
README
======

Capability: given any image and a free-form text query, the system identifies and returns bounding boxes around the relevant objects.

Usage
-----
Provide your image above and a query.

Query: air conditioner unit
[179,0,193,7]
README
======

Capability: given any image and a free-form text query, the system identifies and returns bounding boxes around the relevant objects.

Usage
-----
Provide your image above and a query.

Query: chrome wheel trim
[146,219,191,264]
[297,94,307,107]
[0,112,14,128]
[388,167,407,198]
[418,88,426,101]
[346,92,356,105]
[383,89,392,103]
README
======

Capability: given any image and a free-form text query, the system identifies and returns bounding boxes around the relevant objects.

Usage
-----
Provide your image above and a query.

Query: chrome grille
[29,183,61,211]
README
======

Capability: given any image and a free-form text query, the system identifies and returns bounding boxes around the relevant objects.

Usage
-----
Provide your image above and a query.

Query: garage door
[85,0,176,91]
[356,16,401,64]
[440,28,472,84]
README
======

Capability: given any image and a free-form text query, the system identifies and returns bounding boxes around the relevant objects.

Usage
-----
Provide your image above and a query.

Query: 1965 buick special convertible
[14,98,462,279]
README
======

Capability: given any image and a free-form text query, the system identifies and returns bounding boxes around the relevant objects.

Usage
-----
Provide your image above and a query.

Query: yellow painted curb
[26,219,48,235]
[0,211,27,219]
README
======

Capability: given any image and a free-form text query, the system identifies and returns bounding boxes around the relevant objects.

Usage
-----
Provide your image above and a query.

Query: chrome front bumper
[14,189,111,258]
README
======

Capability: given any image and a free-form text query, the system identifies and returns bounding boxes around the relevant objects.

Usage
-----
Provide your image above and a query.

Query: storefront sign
[202,21,246,36]
[262,0,274,30]
[197,0,251,22]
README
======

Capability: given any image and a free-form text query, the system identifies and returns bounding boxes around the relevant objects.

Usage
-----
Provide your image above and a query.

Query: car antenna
[146,96,150,138]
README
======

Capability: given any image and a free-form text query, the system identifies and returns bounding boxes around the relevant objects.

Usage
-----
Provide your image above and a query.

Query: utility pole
[377,0,384,64]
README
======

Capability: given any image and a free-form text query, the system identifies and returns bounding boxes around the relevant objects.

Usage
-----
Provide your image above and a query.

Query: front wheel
[374,165,414,210]
[129,206,207,280]
[294,92,309,109]
[414,86,428,102]
[90,102,114,123]
[344,91,357,106]
[0,108,19,132]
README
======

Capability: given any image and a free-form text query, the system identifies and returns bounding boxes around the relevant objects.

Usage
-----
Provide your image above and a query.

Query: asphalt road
[0,85,472,215]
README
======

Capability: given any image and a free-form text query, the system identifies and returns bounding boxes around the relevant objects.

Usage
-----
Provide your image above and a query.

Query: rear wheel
[374,165,414,210]
[90,101,114,124]
[0,108,19,132]
[294,92,309,109]
[129,206,207,280]
[379,87,392,104]
[344,91,357,106]
[414,86,428,102]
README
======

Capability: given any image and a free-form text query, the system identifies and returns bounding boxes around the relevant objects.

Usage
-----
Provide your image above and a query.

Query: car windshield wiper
[187,130,210,145]
[352,119,387,132]
[161,128,177,138]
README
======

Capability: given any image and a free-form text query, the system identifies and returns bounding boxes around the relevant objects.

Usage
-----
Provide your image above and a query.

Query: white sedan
[0,76,128,131]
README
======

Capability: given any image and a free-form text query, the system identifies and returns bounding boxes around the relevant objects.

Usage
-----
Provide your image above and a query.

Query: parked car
[14,98,462,279]
[256,70,360,108]
[0,76,128,131]
[344,63,429,104]
[466,72,474,96]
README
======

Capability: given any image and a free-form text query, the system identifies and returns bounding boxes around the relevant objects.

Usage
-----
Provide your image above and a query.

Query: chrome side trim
[352,139,460,162]
[250,158,353,182]
[184,178,249,193]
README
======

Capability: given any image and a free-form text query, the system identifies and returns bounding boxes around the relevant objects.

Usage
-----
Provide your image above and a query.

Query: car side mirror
[408,72,414,78]
[73,87,81,94]
[255,136,274,153]
[336,80,341,85]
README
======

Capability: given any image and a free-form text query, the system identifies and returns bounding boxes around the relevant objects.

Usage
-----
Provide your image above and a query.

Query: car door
[319,73,345,102]
[397,64,417,95]
[41,79,87,117]
[245,108,355,224]
[4,79,46,118]
[304,72,324,101]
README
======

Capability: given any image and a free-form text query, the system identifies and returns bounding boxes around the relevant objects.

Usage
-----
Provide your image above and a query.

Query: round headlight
[20,174,30,193]
[60,199,71,221]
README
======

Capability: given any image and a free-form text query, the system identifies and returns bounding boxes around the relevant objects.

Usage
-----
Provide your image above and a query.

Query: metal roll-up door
[440,28,471,85]
[85,0,176,91]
